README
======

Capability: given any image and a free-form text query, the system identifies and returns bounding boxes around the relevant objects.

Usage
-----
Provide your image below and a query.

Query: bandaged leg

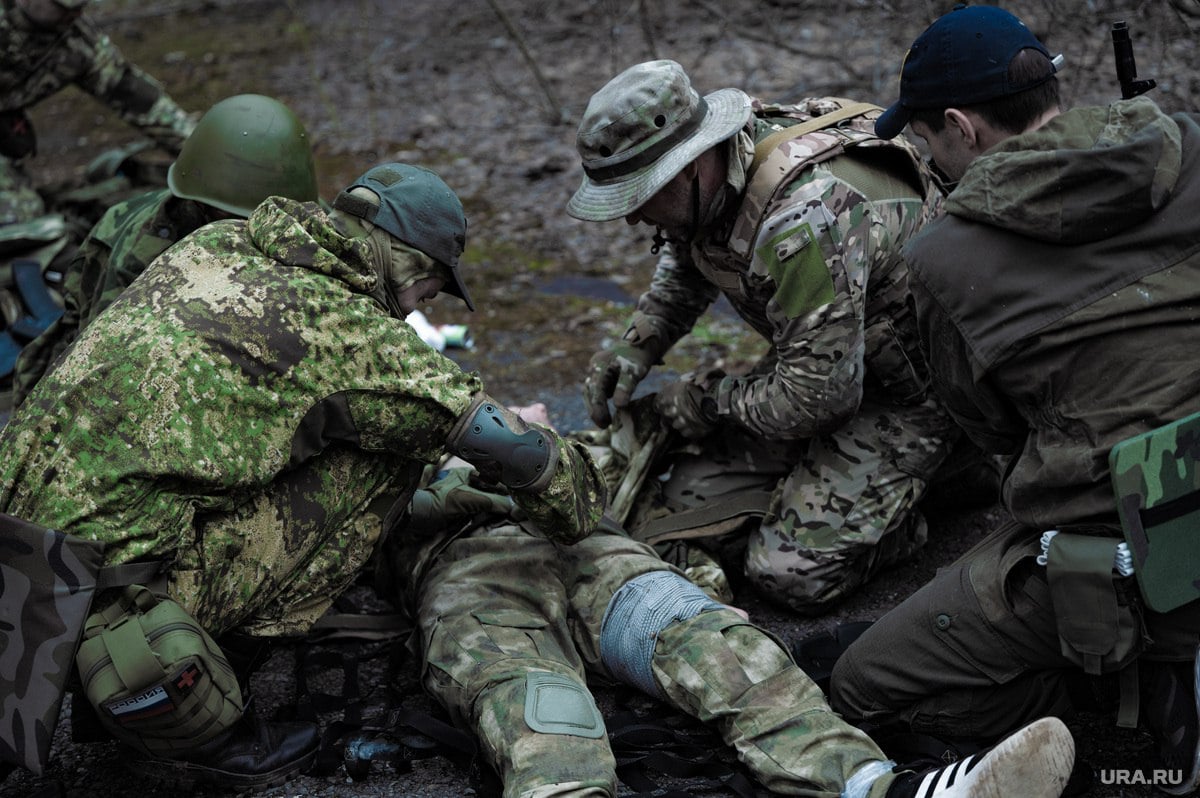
[419,524,618,798]
[600,572,888,796]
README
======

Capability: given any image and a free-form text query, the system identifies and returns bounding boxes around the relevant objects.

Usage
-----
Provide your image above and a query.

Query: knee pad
[523,671,605,739]
[599,570,724,698]
[75,585,243,757]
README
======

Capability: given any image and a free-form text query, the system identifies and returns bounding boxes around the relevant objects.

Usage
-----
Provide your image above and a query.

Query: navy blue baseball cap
[875,4,1058,139]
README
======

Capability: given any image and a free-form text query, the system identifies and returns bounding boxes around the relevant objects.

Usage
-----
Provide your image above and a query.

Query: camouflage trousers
[416,522,889,798]
[588,395,959,614]
[168,445,409,638]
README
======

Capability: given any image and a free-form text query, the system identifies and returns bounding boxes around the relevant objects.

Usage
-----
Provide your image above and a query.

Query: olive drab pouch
[0,514,104,775]
[1042,532,1141,676]
[75,584,243,757]
[1110,410,1200,613]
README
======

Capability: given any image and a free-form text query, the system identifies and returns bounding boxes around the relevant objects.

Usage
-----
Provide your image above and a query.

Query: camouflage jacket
[905,98,1200,528]
[0,5,193,152]
[0,197,604,563]
[12,188,209,405]
[631,96,942,439]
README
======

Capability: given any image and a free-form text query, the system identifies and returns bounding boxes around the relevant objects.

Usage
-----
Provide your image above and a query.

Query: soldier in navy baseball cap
[875,3,1061,141]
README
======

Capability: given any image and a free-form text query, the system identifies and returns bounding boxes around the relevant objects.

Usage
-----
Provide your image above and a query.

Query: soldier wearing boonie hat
[567,59,751,222]
[567,58,968,615]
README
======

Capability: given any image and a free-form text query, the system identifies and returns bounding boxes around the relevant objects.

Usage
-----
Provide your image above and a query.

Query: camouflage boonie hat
[567,60,751,222]
[333,163,474,311]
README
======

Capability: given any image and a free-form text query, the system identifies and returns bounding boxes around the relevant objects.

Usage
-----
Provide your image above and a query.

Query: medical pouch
[75,584,243,757]
[1044,532,1141,675]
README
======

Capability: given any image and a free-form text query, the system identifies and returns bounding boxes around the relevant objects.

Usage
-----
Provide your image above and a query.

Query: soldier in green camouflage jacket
[0,162,606,788]
[10,93,319,407]
[0,0,196,223]
[567,60,962,614]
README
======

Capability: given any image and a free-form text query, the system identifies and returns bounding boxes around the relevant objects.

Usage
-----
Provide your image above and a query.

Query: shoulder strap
[749,101,881,172]
[94,560,166,591]
[728,101,882,258]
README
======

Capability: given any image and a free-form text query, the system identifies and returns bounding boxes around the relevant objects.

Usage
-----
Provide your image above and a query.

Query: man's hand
[583,342,660,428]
[654,381,717,439]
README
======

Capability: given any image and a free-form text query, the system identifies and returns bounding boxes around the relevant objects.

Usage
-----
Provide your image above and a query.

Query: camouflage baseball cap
[567,60,751,222]
[333,163,474,311]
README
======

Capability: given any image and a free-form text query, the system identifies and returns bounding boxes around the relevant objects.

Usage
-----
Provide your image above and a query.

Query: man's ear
[944,108,978,147]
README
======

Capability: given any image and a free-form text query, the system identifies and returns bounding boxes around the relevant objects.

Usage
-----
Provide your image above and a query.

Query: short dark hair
[911,48,1061,135]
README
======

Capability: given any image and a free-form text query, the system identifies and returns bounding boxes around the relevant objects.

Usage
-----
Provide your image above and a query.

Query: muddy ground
[4,0,1200,796]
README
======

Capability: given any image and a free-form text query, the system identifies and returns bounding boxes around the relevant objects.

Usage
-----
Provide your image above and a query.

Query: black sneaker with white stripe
[884,717,1075,798]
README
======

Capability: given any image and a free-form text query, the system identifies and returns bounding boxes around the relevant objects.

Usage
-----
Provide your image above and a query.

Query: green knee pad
[524,671,605,739]
[75,585,243,757]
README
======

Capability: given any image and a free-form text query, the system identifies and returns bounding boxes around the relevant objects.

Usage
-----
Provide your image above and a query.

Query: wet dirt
[6,0,1199,795]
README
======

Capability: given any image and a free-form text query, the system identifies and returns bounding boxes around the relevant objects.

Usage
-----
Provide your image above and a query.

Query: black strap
[94,560,164,590]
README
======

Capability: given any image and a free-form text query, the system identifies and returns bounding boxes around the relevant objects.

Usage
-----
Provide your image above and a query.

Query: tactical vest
[726,98,933,260]
[721,97,939,408]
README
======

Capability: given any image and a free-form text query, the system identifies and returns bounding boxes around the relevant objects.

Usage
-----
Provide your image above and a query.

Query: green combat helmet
[167,94,318,216]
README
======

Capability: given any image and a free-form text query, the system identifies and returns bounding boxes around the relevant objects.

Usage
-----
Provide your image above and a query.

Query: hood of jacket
[946,97,1183,244]
[246,196,379,295]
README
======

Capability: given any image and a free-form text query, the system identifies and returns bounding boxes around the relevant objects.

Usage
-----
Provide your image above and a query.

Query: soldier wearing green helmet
[10,93,319,406]
[0,160,605,790]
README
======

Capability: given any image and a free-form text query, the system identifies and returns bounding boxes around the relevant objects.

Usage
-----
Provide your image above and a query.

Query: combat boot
[126,707,319,791]
[881,717,1074,798]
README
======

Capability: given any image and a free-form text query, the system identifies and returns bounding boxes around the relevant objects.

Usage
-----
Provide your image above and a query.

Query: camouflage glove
[407,467,515,535]
[654,381,718,440]
[584,340,663,429]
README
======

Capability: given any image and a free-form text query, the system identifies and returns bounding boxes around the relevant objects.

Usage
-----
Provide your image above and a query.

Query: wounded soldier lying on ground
[387,402,1077,798]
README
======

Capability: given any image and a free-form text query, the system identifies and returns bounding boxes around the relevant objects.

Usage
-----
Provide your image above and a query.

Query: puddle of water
[536,275,632,305]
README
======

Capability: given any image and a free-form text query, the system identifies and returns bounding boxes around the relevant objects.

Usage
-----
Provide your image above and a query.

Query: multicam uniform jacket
[634,96,943,438]
[0,197,604,633]
[11,188,209,405]
[615,97,960,611]
[0,4,194,153]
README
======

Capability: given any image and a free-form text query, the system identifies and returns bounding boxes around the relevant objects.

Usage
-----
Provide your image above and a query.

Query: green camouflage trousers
[170,444,410,638]
[582,395,959,614]
[416,521,889,798]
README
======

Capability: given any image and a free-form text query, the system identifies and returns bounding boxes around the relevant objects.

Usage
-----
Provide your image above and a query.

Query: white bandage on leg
[598,570,724,698]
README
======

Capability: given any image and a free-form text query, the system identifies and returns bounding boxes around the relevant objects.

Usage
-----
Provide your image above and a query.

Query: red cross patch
[173,663,202,692]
